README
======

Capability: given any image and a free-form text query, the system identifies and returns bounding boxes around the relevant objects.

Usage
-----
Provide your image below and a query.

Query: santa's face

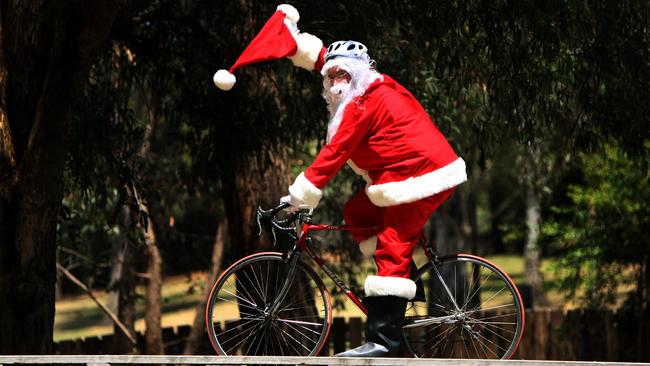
[320,58,381,142]
[323,66,352,114]
[327,66,352,85]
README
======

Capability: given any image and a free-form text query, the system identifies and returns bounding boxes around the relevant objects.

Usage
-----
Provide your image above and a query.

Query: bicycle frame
[268,218,462,318]
[293,223,375,315]
[209,204,525,359]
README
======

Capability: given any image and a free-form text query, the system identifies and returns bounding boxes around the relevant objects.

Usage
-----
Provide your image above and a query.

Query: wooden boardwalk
[1,355,649,366]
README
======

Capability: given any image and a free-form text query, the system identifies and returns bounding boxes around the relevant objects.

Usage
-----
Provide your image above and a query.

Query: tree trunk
[111,203,138,354]
[140,83,163,355]
[524,147,549,308]
[107,229,126,314]
[143,217,163,355]
[460,160,481,255]
[183,217,228,355]
[0,1,118,353]
[428,192,465,312]
[222,147,292,258]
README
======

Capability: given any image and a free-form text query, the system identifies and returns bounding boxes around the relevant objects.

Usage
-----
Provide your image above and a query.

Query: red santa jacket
[289,74,467,208]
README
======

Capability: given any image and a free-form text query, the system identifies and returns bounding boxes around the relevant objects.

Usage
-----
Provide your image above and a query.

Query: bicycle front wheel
[402,254,525,359]
[206,252,332,356]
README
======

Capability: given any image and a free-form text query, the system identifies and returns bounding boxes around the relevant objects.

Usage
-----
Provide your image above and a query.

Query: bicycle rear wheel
[402,254,525,359]
[206,252,332,356]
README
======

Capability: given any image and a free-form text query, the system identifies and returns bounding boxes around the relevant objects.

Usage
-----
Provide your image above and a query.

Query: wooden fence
[54,307,650,362]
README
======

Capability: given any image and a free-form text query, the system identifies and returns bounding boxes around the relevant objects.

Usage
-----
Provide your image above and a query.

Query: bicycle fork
[267,252,301,316]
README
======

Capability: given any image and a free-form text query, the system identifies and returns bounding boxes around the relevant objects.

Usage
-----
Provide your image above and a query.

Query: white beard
[323,83,355,142]
[321,59,381,142]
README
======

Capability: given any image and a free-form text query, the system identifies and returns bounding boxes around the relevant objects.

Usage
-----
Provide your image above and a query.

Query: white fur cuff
[288,32,323,70]
[288,172,322,208]
[358,235,377,258]
[366,157,467,207]
[365,275,416,300]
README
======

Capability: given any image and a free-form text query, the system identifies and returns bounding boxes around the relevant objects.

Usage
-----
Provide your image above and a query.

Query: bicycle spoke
[476,329,493,358]
[470,283,508,312]
[460,267,491,312]
[217,318,258,339]
[472,326,508,356]
[439,324,454,357]
[276,313,322,321]
[276,318,323,328]
[271,323,286,356]
[470,328,481,358]
[243,321,265,356]
[232,276,261,309]
[226,318,264,354]
[467,319,518,330]
[242,267,266,305]
[264,260,271,304]
[217,292,260,312]
[471,320,514,344]
[465,303,517,316]
[273,322,310,354]
[423,323,455,354]
[250,260,267,305]
[281,320,321,344]
[466,310,518,322]
[461,327,471,358]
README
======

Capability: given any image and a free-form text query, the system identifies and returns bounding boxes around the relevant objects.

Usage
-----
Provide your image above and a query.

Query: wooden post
[332,317,347,354]
[348,317,363,348]
[533,308,549,359]
[548,308,564,360]
[517,308,534,359]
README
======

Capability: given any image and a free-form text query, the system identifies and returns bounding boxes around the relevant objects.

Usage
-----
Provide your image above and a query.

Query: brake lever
[271,226,278,247]
[256,208,264,237]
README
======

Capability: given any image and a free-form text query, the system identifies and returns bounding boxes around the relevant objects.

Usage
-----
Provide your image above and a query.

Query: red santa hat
[213,4,325,91]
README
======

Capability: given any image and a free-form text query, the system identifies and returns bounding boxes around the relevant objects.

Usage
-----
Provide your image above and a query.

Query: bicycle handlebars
[256,202,299,246]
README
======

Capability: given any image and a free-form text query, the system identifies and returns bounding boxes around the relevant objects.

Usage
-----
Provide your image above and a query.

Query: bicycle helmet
[324,40,369,63]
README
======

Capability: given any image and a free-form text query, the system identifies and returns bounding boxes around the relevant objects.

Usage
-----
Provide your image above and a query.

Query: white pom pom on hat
[212,4,301,91]
[276,4,299,23]
[213,69,236,91]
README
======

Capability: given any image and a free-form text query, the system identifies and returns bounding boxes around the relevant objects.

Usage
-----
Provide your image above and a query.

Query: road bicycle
[205,202,525,359]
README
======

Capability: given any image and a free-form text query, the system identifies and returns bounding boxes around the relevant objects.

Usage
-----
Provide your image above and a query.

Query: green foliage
[57,186,124,289]
[543,143,650,308]
[57,0,650,296]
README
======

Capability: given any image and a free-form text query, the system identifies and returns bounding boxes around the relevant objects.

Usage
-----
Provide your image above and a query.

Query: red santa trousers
[343,187,456,279]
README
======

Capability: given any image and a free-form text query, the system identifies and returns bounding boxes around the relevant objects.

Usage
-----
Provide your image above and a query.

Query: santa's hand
[280,195,302,212]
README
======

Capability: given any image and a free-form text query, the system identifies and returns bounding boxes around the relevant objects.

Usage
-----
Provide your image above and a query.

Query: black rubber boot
[336,295,408,357]
[410,260,426,302]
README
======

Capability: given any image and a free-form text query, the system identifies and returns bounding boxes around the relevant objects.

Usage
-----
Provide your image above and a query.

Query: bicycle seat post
[299,208,314,224]
[419,236,439,262]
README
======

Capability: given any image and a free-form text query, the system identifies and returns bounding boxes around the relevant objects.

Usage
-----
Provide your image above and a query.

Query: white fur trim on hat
[365,275,416,299]
[288,32,323,71]
[213,69,236,91]
[288,172,322,208]
[366,157,467,207]
[358,235,377,259]
[277,4,299,24]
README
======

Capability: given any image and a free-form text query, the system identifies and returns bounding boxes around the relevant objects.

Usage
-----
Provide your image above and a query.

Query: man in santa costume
[214,5,467,357]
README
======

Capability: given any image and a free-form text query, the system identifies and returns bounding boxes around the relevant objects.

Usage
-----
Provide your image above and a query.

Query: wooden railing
[53,307,650,362]
[0,355,648,365]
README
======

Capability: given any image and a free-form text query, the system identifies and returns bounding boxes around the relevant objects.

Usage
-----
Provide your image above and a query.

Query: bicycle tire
[402,254,525,359]
[205,252,332,356]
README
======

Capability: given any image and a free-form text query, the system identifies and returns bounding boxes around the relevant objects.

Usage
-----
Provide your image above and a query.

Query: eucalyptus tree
[0,1,119,354]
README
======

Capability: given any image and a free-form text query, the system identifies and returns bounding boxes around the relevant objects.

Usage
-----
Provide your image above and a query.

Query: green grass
[54,254,567,341]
